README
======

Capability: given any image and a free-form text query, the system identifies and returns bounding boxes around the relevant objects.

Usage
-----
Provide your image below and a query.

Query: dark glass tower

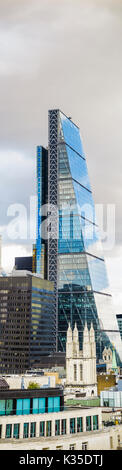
[0,272,55,373]
[36,146,48,277]
[48,109,122,363]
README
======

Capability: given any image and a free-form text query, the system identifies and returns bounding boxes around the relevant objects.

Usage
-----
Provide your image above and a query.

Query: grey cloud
[0,0,122,302]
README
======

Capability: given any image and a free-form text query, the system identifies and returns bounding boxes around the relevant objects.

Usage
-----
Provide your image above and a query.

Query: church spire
[73,323,79,356]
[83,322,91,358]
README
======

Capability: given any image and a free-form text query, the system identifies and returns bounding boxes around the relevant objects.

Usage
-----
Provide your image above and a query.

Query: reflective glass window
[0,400,5,416]
[40,421,45,436]
[55,420,60,436]
[13,423,19,439]
[70,418,75,434]
[93,415,98,430]
[30,422,36,438]
[39,398,46,414]
[77,417,83,433]
[32,398,38,414]
[23,399,30,415]
[23,423,29,438]
[86,416,91,431]
[6,424,12,439]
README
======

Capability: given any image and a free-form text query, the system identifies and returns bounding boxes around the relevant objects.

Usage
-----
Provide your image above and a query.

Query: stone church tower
[66,323,97,397]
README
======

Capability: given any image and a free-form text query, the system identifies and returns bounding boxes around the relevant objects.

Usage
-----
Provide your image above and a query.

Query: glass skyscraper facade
[47,109,122,363]
[36,146,48,277]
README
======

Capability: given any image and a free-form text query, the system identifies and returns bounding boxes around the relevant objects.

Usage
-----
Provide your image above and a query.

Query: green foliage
[27,381,40,389]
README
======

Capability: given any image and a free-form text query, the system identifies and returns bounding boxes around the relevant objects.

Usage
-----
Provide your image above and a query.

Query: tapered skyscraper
[48,109,122,363]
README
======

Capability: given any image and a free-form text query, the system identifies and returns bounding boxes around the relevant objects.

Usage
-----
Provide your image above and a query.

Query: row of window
[0,397,61,416]
[0,415,98,440]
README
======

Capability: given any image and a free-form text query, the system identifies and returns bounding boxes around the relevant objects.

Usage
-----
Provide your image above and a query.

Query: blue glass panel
[16,399,23,416]
[54,396,60,412]
[32,398,38,414]
[66,145,91,191]
[48,397,54,413]
[0,400,5,415]
[23,398,30,415]
[6,399,13,416]
[73,181,95,224]
[86,255,109,292]
[60,112,85,157]
[39,398,45,414]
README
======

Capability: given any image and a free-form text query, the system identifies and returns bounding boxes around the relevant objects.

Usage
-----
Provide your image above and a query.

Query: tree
[27,381,40,389]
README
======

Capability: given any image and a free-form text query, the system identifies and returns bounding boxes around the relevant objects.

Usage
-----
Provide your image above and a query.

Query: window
[103,400,109,407]
[0,425,2,439]
[55,420,60,436]
[86,416,91,431]
[69,444,76,450]
[6,424,12,439]
[48,396,60,413]
[13,423,19,439]
[82,442,88,450]
[0,399,13,416]
[70,418,75,434]
[40,422,45,437]
[39,398,46,414]
[93,415,98,430]
[61,419,66,435]
[46,421,52,437]
[110,436,113,449]
[32,398,38,414]
[80,364,83,381]
[23,423,29,438]
[74,364,77,381]
[16,398,30,415]
[77,417,83,433]
[6,399,13,416]
[23,399,30,415]
[30,422,36,438]
[0,400,5,416]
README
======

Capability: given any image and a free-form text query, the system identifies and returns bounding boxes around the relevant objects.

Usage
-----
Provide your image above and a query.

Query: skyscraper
[47,109,122,363]
[0,271,55,373]
[36,146,48,277]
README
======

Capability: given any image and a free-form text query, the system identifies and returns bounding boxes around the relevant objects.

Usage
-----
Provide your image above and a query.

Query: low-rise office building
[1,386,122,450]
[0,386,103,449]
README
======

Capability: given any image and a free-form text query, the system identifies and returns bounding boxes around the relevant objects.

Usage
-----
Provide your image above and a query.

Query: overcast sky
[0,0,122,312]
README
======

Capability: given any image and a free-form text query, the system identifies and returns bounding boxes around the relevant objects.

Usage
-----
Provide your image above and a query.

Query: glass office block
[48,109,122,363]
